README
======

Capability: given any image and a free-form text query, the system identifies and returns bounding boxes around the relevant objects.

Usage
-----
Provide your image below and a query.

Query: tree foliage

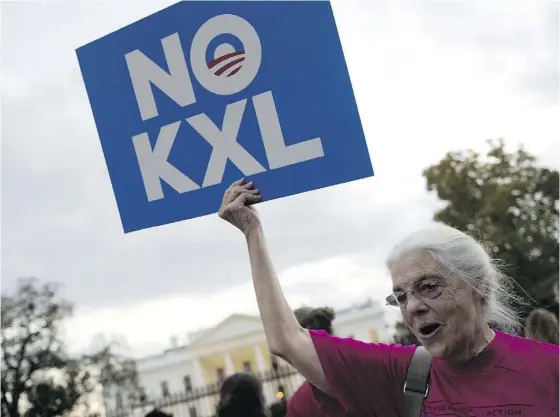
[23,360,92,417]
[1,278,138,417]
[82,337,140,407]
[423,139,559,308]
[392,321,420,346]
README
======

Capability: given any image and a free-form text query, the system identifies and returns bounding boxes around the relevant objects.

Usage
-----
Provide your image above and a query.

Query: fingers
[232,178,246,187]
[235,191,262,206]
[226,178,245,192]
[225,181,256,205]
[222,178,246,205]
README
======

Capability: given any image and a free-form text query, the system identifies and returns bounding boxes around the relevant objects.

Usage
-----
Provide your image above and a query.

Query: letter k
[132,121,200,202]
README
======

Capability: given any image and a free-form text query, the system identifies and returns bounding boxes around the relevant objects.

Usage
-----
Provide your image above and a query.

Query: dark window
[217,367,225,383]
[243,360,252,373]
[161,381,170,397]
[115,391,123,410]
[138,386,147,402]
[189,406,198,417]
[184,375,193,392]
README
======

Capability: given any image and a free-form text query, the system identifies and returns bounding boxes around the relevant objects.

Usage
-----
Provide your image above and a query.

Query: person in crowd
[294,307,336,336]
[287,306,350,417]
[269,401,287,417]
[216,372,269,417]
[525,308,559,344]
[218,179,559,417]
[542,280,559,320]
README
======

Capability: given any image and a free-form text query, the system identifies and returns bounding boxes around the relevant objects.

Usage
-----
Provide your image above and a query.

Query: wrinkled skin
[389,250,494,363]
[219,179,262,236]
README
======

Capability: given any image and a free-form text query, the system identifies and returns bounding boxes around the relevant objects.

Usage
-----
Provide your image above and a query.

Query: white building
[105,300,388,417]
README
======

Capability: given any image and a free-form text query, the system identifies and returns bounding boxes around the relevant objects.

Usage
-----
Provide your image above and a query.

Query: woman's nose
[405,293,429,314]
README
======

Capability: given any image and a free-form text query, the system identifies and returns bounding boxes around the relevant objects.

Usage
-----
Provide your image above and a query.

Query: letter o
[190,14,261,95]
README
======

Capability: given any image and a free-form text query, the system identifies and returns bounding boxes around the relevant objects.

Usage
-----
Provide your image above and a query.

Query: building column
[193,358,205,387]
[253,344,267,375]
[224,352,235,376]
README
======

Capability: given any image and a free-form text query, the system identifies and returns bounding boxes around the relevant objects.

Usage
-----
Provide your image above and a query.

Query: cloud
[64,253,397,358]
[398,0,559,105]
[2,0,558,355]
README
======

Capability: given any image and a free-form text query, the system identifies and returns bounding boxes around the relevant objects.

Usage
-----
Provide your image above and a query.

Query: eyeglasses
[385,278,445,307]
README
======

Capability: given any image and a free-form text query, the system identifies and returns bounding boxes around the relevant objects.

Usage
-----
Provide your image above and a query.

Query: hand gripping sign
[77,1,373,233]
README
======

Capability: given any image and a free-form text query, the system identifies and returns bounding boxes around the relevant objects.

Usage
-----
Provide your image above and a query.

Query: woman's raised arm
[218,179,331,394]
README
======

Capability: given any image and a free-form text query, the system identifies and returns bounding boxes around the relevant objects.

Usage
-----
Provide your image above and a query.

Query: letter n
[125,33,196,121]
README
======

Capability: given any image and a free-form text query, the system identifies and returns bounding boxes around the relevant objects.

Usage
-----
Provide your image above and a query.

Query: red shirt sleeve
[287,381,348,417]
[286,384,318,417]
[308,330,416,417]
[286,398,306,417]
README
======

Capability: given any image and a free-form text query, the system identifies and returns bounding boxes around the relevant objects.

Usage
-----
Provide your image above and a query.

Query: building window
[243,360,252,373]
[271,356,279,372]
[184,375,193,393]
[138,386,147,402]
[161,381,170,397]
[189,406,198,417]
[217,367,225,383]
[115,391,123,410]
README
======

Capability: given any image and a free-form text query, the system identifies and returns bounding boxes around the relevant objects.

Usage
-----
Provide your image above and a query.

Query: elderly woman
[219,180,559,417]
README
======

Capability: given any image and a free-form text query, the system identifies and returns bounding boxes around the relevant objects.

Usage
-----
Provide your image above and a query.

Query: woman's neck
[450,324,495,365]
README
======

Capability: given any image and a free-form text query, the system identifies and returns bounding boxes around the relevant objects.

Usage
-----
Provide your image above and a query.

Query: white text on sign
[125,14,324,202]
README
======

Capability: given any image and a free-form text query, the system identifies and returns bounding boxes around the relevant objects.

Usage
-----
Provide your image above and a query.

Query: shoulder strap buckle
[403,381,430,398]
[403,346,433,417]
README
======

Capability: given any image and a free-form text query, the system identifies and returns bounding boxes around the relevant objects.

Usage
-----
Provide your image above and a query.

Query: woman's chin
[418,325,446,357]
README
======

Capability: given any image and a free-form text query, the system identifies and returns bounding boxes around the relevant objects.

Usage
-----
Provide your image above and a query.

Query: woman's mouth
[418,323,443,340]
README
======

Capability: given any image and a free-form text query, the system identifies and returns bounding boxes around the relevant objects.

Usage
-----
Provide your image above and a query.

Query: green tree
[82,335,140,410]
[392,321,419,346]
[423,139,559,309]
[1,278,138,417]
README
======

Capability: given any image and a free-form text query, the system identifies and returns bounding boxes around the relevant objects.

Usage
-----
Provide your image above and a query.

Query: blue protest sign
[77,1,373,233]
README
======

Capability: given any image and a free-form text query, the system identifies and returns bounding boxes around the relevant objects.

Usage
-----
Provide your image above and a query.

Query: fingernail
[248,181,253,186]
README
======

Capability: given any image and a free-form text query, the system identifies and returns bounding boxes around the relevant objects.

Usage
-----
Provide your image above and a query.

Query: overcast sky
[2,0,558,358]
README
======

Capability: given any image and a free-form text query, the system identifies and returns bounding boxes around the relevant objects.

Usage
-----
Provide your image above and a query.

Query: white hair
[386,223,521,333]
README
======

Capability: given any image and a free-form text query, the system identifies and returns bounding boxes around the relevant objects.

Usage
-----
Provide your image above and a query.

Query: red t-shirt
[287,380,353,417]
[309,329,559,417]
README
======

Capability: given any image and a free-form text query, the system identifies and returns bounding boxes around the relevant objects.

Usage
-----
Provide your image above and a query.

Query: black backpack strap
[403,346,432,417]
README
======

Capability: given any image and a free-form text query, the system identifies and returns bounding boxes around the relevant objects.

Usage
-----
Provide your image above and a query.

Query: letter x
[186,99,266,188]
